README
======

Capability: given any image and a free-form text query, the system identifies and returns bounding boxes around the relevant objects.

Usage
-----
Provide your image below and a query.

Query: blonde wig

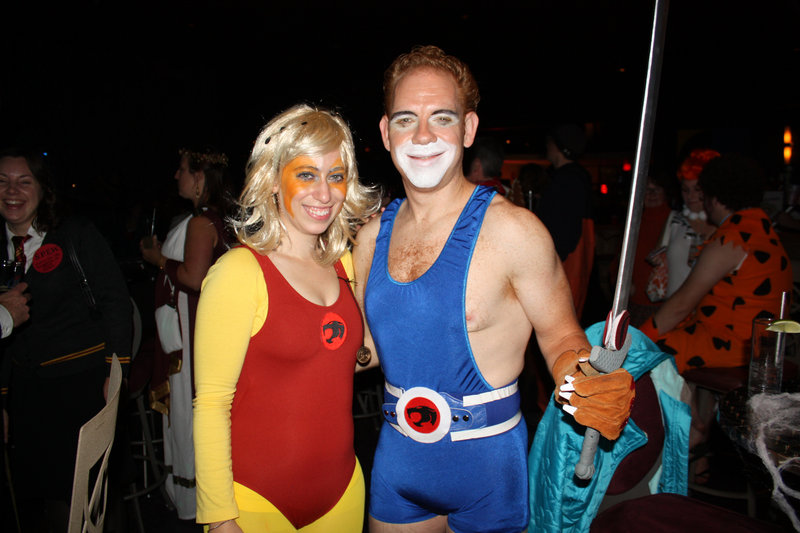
[233,104,379,265]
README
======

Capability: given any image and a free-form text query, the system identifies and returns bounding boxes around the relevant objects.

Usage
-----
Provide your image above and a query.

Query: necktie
[11,235,30,266]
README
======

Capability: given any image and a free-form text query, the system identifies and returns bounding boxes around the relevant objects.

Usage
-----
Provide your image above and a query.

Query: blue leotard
[365,185,529,533]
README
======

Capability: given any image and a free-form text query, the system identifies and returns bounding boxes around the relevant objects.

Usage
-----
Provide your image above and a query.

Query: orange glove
[551,349,590,404]
[552,350,636,440]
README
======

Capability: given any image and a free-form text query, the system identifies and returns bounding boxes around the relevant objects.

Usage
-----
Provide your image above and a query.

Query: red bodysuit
[230,250,362,529]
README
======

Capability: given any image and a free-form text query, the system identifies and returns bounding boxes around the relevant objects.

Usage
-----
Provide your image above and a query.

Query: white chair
[67,354,122,533]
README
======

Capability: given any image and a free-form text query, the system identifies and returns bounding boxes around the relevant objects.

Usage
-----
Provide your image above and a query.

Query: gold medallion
[356,346,372,366]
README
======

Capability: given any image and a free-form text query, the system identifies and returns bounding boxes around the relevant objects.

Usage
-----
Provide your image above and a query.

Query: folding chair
[67,354,122,533]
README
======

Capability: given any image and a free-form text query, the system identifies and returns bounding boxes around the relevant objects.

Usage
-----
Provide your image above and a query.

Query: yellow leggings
[205,459,365,533]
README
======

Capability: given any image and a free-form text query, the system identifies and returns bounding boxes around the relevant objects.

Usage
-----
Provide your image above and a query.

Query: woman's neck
[272,233,320,263]
[7,220,33,237]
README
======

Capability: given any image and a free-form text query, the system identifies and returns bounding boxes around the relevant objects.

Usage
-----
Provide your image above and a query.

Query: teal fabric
[528,324,691,533]
[649,360,691,495]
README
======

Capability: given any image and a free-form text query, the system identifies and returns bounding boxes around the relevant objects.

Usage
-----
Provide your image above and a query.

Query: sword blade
[611,0,670,323]
[575,0,670,481]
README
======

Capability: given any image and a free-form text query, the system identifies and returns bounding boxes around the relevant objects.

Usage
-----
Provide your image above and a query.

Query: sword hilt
[575,310,631,480]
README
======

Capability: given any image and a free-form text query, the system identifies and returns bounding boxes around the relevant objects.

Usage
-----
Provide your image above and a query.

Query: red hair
[383,45,480,115]
[678,148,720,181]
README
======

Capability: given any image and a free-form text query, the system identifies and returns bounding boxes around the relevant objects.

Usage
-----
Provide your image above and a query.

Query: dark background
[2,0,799,232]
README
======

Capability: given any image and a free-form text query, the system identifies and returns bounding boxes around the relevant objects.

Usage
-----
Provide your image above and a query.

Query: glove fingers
[552,349,591,387]
[563,368,635,440]
[552,349,590,405]
[566,395,635,441]
[571,368,634,397]
[569,388,634,411]
[572,407,628,440]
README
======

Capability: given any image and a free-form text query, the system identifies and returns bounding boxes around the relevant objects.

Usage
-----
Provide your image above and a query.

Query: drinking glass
[748,317,793,396]
[0,259,24,292]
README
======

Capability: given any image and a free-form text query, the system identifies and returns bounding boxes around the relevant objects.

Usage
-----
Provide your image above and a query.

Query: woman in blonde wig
[193,104,379,532]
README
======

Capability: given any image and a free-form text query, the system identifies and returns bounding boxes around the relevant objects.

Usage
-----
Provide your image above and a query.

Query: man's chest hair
[386,220,453,282]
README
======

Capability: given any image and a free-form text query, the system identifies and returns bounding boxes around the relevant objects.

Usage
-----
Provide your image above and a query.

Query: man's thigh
[369,515,450,533]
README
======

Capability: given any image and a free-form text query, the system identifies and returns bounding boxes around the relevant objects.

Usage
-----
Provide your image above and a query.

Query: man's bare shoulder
[481,194,552,247]
[355,212,381,246]
[353,213,382,266]
[471,195,561,288]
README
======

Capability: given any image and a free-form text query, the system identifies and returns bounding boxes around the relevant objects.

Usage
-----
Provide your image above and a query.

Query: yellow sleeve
[341,249,355,290]
[193,246,268,524]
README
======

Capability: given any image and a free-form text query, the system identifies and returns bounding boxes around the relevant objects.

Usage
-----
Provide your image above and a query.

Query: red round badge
[33,243,64,273]
[404,397,440,434]
[320,311,346,350]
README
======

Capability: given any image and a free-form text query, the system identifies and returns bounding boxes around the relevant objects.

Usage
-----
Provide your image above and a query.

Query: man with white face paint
[394,137,457,189]
[353,46,635,533]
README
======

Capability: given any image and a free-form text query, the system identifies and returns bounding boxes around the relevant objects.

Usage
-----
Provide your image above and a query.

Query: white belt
[383,381,522,443]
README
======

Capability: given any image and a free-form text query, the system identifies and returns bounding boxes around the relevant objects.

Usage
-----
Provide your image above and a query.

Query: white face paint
[394,137,458,189]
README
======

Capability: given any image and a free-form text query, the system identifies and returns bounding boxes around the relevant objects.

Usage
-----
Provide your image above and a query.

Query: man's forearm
[542,331,592,376]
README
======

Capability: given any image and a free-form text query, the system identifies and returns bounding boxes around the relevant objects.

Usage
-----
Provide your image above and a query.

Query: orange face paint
[278,153,347,219]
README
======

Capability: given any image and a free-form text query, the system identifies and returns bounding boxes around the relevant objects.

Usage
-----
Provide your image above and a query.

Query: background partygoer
[0,146,132,531]
[536,123,595,319]
[140,146,235,520]
[646,149,719,303]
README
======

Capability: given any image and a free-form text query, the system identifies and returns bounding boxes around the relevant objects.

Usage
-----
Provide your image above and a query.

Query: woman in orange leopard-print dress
[639,154,792,373]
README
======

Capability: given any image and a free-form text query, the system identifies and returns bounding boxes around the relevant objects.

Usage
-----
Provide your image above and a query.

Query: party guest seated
[656,149,719,301]
[639,153,792,372]
[639,154,793,472]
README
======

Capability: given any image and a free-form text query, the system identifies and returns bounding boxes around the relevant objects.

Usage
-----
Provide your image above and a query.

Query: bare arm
[352,216,381,371]
[175,215,218,291]
[498,201,634,440]
[652,237,746,334]
[140,215,218,292]
[503,204,590,373]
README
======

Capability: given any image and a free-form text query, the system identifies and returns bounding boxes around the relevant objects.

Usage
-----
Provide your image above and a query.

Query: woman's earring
[195,184,201,199]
